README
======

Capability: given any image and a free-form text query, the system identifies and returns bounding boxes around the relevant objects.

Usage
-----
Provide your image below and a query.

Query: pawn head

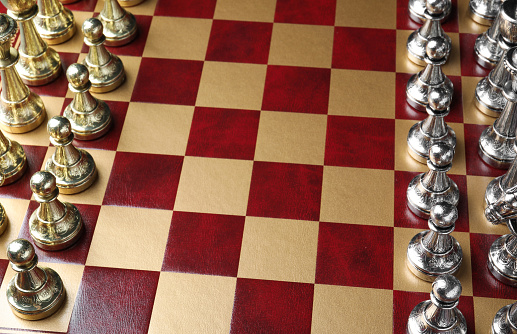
[426,37,449,61]
[66,63,90,89]
[428,87,451,112]
[48,116,72,141]
[431,274,462,304]
[7,239,35,267]
[426,0,447,15]
[428,142,454,167]
[30,171,57,198]
[0,14,16,43]
[430,203,458,228]
[82,18,104,41]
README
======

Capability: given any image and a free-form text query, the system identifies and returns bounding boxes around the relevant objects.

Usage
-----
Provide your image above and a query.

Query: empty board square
[214,0,277,22]
[154,0,217,18]
[274,0,336,25]
[338,0,396,29]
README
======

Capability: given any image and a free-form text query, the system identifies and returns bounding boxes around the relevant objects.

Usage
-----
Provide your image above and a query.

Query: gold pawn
[34,0,76,45]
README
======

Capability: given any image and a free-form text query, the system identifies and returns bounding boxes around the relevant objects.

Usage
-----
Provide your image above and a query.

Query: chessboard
[0,0,511,333]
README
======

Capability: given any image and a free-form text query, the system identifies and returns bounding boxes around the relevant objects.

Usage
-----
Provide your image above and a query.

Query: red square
[131,58,203,106]
[68,266,160,334]
[274,0,336,25]
[262,65,331,114]
[396,73,464,123]
[460,33,491,77]
[162,211,245,276]
[30,52,79,98]
[186,107,260,160]
[206,20,273,64]
[396,0,459,32]
[0,145,47,200]
[247,161,323,221]
[333,27,396,72]
[230,278,314,334]
[0,259,7,287]
[316,222,394,289]
[394,171,470,232]
[18,201,100,265]
[464,124,507,178]
[103,152,183,210]
[470,233,517,299]
[155,0,216,18]
[325,115,395,170]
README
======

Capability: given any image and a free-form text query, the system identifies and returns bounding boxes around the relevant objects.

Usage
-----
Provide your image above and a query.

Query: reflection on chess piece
[409,0,451,24]
[407,142,459,218]
[492,300,517,333]
[407,36,453,112]
[98,0,137,46]
[0,128,27,185]
[407,203,462,281]
[82,17,125,93]
[407,274,467,334]
[6,238,66,320]
[407,86,456,163]
[34,0,76,44]
[469,0,504,25]
[29,171,83,250]
[45,116,97,194]
[407,0,452,66]
[0,14,46,133]
[58,0,80,4]
[117,0,145,7]
[64,63,112,140]
[487,219,517,286]
[3,0,62,85]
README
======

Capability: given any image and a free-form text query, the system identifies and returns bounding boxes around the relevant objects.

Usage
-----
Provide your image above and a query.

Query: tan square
[51,11,92,54]
[458,0,490,34]
[214,0,276,22]
[335,0,396,29]
[0,199,30,260]
[5,96,64,147]
[238,216,318,283]
[320,166,394,226]
[329,69,395,118]
[41,148,115,206]
[174,157,253,216]
[393,227,473,296]
[462,76,496,125]
[0,263,84,332]
[95,0,158,15]
[254,111,327,165]
[148,272,236,334]
[396,30,461,77]
[311,285,392,333]
[117,102,194,155]
[143,17,212,60]
[474,296,514,334]
[467,175,509,235]
[71,54,141,102]
[395,119,466,175]
[196,61,267,110]
[268,23,334,68]
[86,206,172,271]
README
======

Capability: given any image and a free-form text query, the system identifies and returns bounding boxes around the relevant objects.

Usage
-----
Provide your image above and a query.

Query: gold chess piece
[45,116,97,194]
[82,17,125,93]
[98,0,137,46]
[29,171,83,250]
[6,238,66,320]
[3,0,62,85]
[0,128,27,185]
[0,14,46,133]
[118,0,145,7]
[58,0,80,4]
[64,63,112,140]
[34,0,76,45]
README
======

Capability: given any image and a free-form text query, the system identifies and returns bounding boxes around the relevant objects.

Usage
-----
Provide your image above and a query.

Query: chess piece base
[118,0,146,7]
[64,100,113,140]
[407,173,460,218]
[98,11,137,47]
[0,92,47,134]
[488,233,517,286]
[491,304,517,334]
[0,140,27,186]
[0,204,8,236]
[45,149,97,194]
[469,1,497,26]
[84,54,125,93]
[474,77,506,117]
[478,126,515,169]
[407,122,456,164]
[34,7,76,45]
[474,32,503,69]
[16,47,62,86]
[407,300,468,334]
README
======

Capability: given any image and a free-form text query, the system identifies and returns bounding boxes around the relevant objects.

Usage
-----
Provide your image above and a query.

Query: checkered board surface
[0,0,511,332]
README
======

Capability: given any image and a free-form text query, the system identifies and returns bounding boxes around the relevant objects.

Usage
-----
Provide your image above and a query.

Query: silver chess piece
[407,142,459,218]
[487,219,517,286]
[470,0,505,26]
[407,274,467,334]
[492,300,517,333]
[409,0,452,24]
[407,36,453,112]
[407,86,456,163]
[407,0,452,66]
[407,203,463,281]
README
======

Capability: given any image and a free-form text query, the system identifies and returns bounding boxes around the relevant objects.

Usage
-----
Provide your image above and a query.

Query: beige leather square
[335,0,396,29]
[462,76,496,125]
[214,0,276,22]
[0,198,30,260]
[474,296,514,333]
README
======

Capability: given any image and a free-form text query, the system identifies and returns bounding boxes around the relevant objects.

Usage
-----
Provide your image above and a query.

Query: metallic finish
[34,0,76,45]
[474,12,505,68]
[6,239,65,320]
[0,129,27,185]
[82,18,125,93]
[407,274,467,334]
[479,80,517,168]
[45,116,97,194]
[407,0,452,66]
[118,0,145,7]
[500,0,517,45]
[407,203,462,281]
[98,0,137,46]
[58,0,79,3]
[491,302,517,333]
[484,151,517,224]
[407,142,459,218]
[407,86,456,163]
[407,37,453,112]
[64,63,112,140]
[409,0,452,24]
[0,202,8,236]
[469,0,504,25]
[3,0,62,86]
[488,220,517,286]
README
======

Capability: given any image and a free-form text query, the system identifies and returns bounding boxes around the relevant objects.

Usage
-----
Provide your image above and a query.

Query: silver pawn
[488,219,517,286]
[470,0,505,25]
[409,0,452,24]
[407,37,453,112]
[407,203,462,281]
[479,81,517,168]
[407,0,452,66]
[492,300,517,333]
[407,86,456,163]
[407,274,467,334]
[407,142,459,218]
